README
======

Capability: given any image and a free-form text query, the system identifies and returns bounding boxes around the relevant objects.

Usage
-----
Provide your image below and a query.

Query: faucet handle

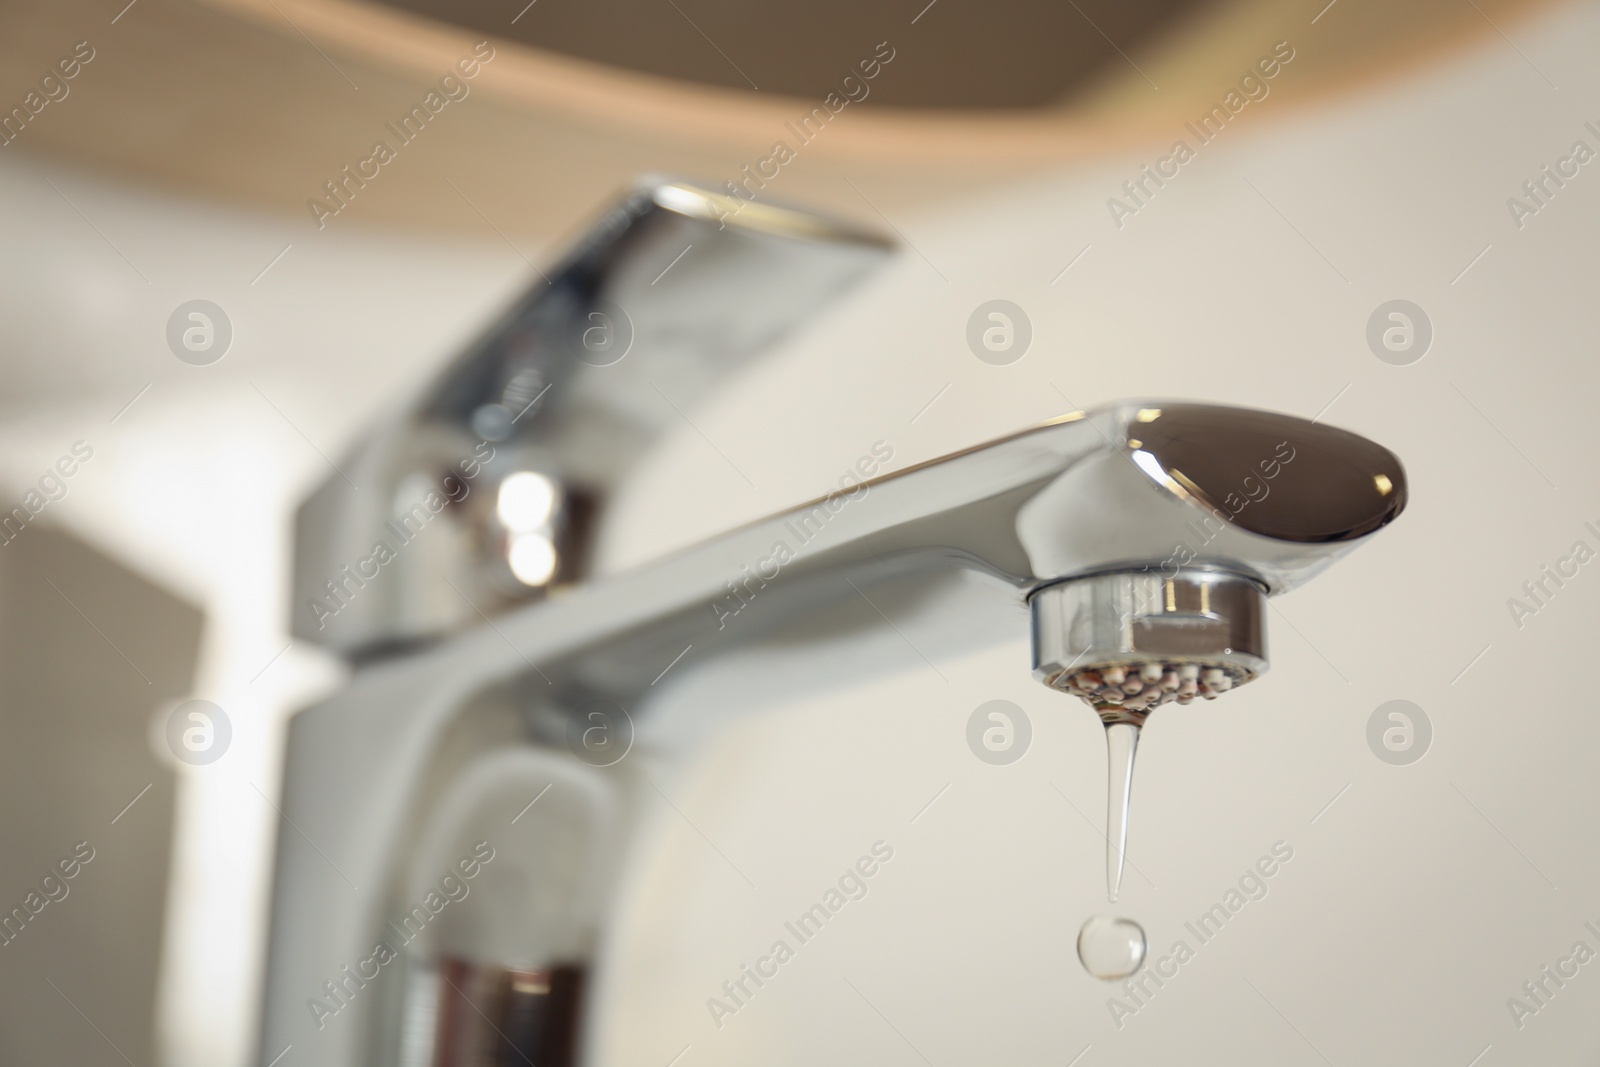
[291,180,892,656]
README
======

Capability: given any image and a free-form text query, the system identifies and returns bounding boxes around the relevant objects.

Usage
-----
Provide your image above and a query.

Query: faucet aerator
[1030,567,1268,724]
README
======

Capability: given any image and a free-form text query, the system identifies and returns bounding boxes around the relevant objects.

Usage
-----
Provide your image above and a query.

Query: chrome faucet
[260,182,1407,1067]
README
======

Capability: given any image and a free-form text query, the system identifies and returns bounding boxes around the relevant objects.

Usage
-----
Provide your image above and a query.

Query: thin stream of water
[1104,721,1140,904]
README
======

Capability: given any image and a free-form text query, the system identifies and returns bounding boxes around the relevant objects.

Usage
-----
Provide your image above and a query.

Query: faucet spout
[512,400,1406,703]
[264,337,1407,1067]
[1024,401,1404,714]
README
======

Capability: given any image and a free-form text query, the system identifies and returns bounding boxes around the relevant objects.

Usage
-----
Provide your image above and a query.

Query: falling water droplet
[1104,720,1140,903]
[1077,915,1147,980]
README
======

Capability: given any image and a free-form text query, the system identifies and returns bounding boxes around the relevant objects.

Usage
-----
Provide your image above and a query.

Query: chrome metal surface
[265,396,1414,1067]
[1030,568,1268,689]
[266,232,1408,1067]
[290,179,892,655]
[1122,403,1406,543]
[313,401,1397,704]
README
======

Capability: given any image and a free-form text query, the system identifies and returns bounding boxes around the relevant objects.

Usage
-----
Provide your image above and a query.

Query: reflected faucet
[260,182,1407,1067]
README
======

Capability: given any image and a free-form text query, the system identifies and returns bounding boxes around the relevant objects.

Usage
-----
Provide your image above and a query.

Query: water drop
[1077,915,1147,981]
[1104,720,1140,903]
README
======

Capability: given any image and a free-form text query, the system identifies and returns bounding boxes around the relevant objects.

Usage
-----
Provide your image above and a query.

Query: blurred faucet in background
[291,181,892,656]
